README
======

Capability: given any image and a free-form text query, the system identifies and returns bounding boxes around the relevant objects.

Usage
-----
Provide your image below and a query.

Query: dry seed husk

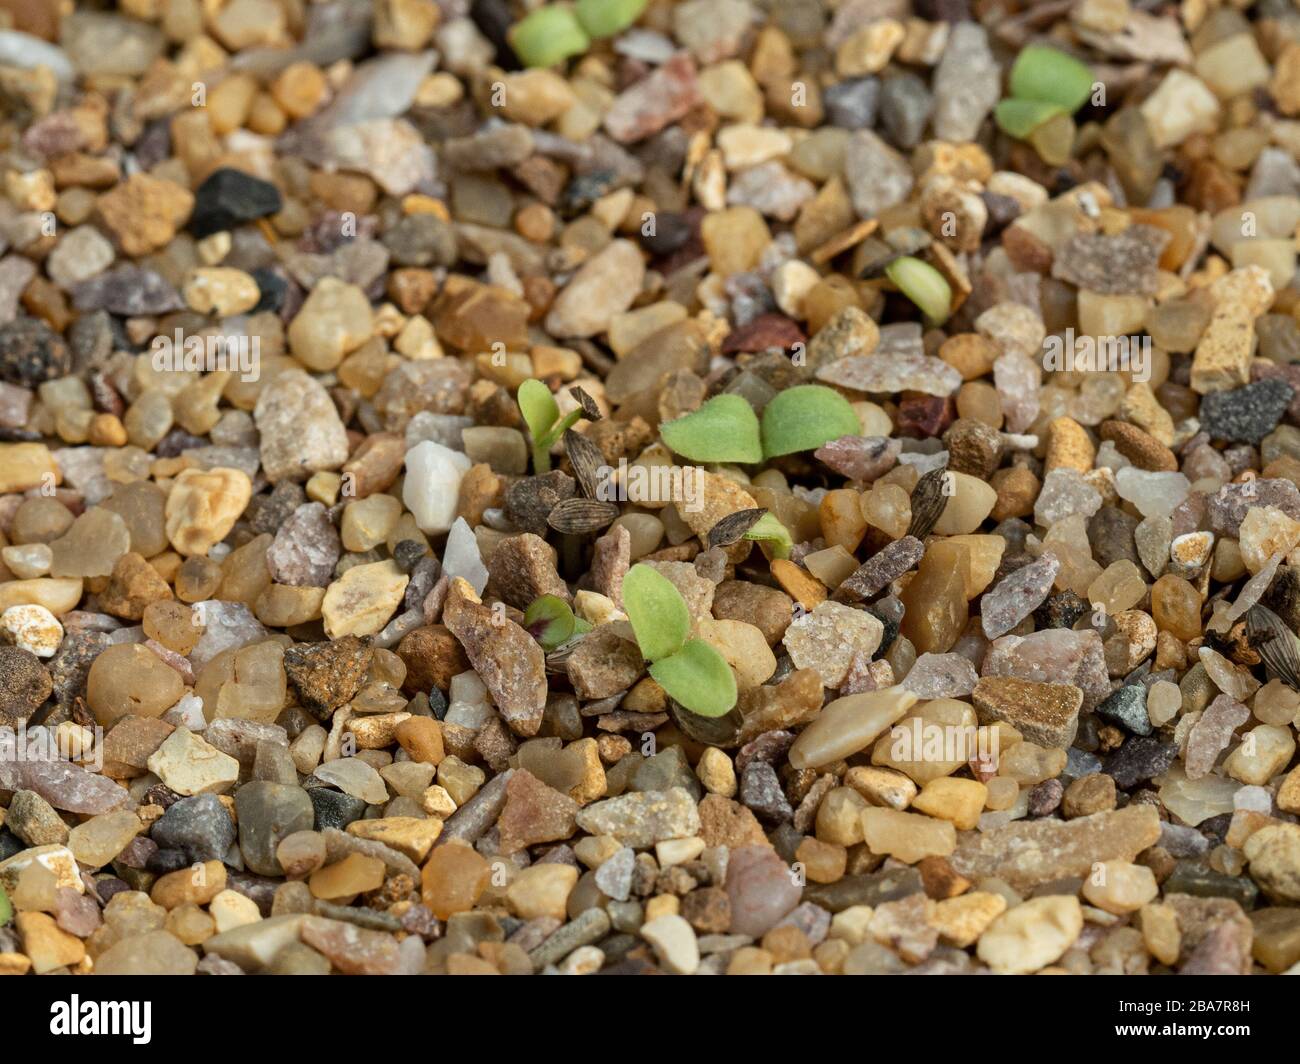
[564,428,606,499]
[569,386,603,421]
[907,465,950,540]
[1247,604,1300,691]
[547,497,620,535]
[708,507,769,549]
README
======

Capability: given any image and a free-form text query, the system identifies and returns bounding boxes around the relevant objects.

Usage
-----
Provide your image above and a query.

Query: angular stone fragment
[1166,893,1253,975]
[345,817,441,863]
[902,653,978,699]
[950,806,1162,891]
[736,668,824,745]
[1095,684,1151,737]
[322,560,408,639]
[976,896,1082,975]
[1208,479,1300,537]
[1051,226,1168,296]
[283,635,372,718]
[980,555,1060,639]
[604,53,701,144]
[300,915,403,975]
[971,676,1082,749]
[931,22,998,141]
[843,129,913,219]
[151,793,237,863]
[0,646,52,727]
[315,758,389,804]
[575,787,701,849]
[254,369,350,482]
[147,727,240,796]
[6,790,68,847]
[1244,824,1300,904]
[1202,379,1293,446]
[267,503,341,588]
[565,624,645,700]
[0,844,83,896]
[10,758,130,815]
[1190,266,1273,394]
[486,533,568,610]
[1111,738,1180,791]
[497,769,579,855]
[816,352,960,397]
[590,525,631,607]
[781,600,884,688]
[983,628,1110,710]
[545,240,645,339]
[202,914,308,972]
[165,467,253,556]
[442,578,547,735]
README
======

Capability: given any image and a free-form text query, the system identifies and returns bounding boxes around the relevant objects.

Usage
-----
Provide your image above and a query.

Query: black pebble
[189,168,283,238]
[308,786,368,831]
[428,686,449,720]
[251,266,288,314]
[637,211,693,257]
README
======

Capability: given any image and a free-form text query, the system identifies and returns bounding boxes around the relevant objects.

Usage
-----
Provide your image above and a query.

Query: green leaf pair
[524,594,591,651]
[660,387,861,465]
[517,379,583,474]
[622,564,736,718]
[996,45,1093,142]
[511,1,647,68]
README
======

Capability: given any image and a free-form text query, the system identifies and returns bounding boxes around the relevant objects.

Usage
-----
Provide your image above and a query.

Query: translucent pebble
[1198,646,1260,701]
[1233,785,1273,814]
[441,517,488,595]
[860,482,911,539]
[992,352,1041,433]
[1253,678,1300,726]
[1115,467,1190,519]
[901,653,978,699]
[981,555,1060,639]
[49,509,131,578]
[1157,766,1239,826]
[1184,694,1250,780]
[1033,468,1102,528]
[187,601,268,671]
[1224,551,1282,624]
[1087,560,1146,614]
[1146,680,1182,727]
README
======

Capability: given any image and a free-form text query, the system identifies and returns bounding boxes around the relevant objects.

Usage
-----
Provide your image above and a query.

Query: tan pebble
[209,889,262,933]
[695,747,737,797]
[151,860,227,909]
[165,467,253,556]
[183,267,261,317]
[1045,416,1095,474]
[16,911,85,974]
[505,863,578,921]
